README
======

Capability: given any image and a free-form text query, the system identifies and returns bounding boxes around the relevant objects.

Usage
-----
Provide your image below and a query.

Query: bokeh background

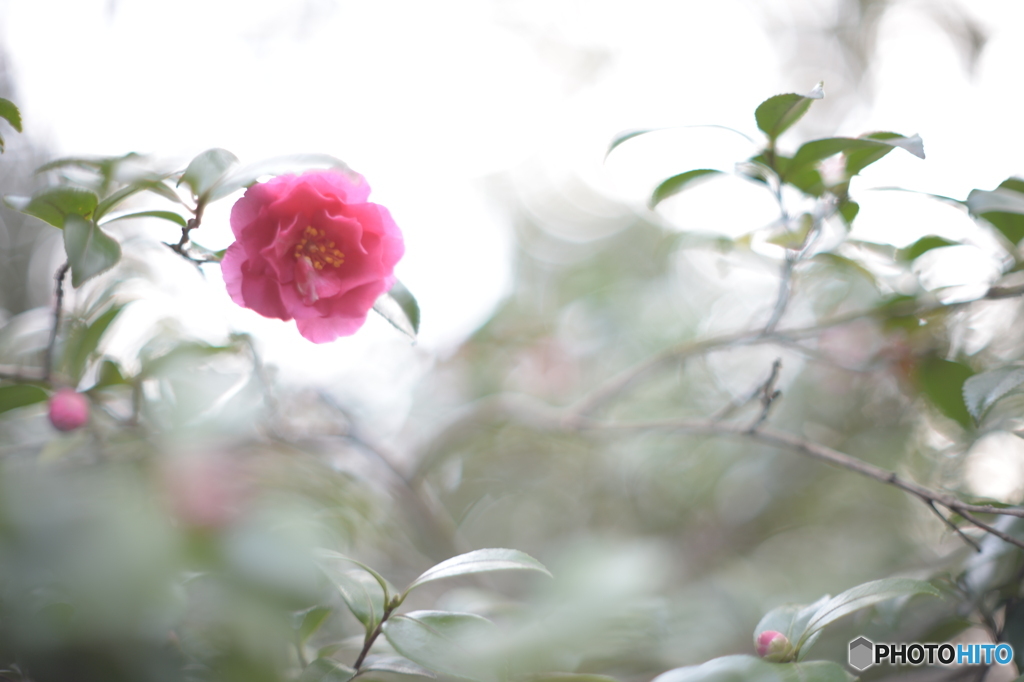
[2,1,1024,680]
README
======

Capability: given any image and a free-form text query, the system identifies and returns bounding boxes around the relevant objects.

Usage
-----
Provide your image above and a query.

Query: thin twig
[568,283,1024,420]
[747,358,782,432]
[926,500,981,552]
[43,261,70,383]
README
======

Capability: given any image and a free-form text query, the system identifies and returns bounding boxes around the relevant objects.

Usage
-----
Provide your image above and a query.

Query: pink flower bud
[756,630,792,662]
[47,388,89,431]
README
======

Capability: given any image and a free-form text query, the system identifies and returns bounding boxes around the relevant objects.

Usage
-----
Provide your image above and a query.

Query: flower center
[293,226,345,270]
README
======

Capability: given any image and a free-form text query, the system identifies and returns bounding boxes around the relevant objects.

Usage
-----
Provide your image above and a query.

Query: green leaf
[382,611,499,682]
[754,83,823,142]
[179,148,238,201]
[606,129,656,159]
[838,200,859,227]
[650,169,723,208]
[297,606,331,645]
[0,384,49,416]
[63,215,122,288]
[0,97,23,132]
[93,175,183,219]
[845,132,924,177]
[651,655,854,682]
[328,568,385,630]
[783,134,924,183]
[99,210,188,228]
[962,366,1024,422]
[92,359,129,390]
[916,357,975,429]
[313,549,394,608]
[898,235,958,261]
[766,214,813,250]
[361,656,438,678]
[298,658,356,682]
[605,125,755,161]
[206,153,353,202]
[5,186,99,228]
[63,303,126,383]
[405,548,552,594]
[754,596,829,661]
[810,253,876,285]
[373,280,421,340]
[967,178,1024,244]
[795,578,940,653]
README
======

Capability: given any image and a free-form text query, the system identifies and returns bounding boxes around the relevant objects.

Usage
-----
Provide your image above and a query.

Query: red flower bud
[47,388,89,431]
[756,630,792,662]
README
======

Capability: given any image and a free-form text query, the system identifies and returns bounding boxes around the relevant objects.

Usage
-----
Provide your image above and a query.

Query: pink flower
[221,170,405,343]
[48,388,89,431]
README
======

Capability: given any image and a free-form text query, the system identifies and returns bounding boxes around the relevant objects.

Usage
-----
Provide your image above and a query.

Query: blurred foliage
[1,24,1024,682]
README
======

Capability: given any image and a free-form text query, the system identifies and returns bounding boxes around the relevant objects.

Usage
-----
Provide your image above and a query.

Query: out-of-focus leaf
[0,384,48,416]
[179,148,238,201]
[968,178,1024,244]
[382,610,499,682]
[898,235,958,261]
[606,129,657,159]
[754,596,828,660]
[139,341,235,378]
[99,210,188,228]
[785,133,924,182]
[605,125,756,160]
[785,166,825,196]
[916,357,975,429]
[845,132,925,177]
[298,658,356,682]
[525,675,620,682]
[92,359,129,389]
[373,280,421,340]
[651,655,854,682]
[754,83,823,142]
[0,97,21,152]
[962,366,1024,422]
[4,186,99,228]
[406,548,551,593]
[797,578,940,652]
[767,214,813,250]
[64,303,126,383]
[649,169,723,208]
[0,97,22,132]
[361,655,438,678]
[94,175,183,219]
[1003,600,1024,673]
[328,568,384,630]
[810,253,876,285]
[838,200,859,226]
[314,549,394,606]
[297,605,331,645]
[181,241,226,263]
[63,215,122,288]
[206,153,353,202]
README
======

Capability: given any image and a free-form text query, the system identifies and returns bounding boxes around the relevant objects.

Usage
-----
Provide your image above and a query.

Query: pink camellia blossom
[755,630,792,662]
[47,388,89,431]
[221,169,405,343]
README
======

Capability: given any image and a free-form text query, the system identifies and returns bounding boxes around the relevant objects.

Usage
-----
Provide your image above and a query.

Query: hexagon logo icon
[849,637,874,671]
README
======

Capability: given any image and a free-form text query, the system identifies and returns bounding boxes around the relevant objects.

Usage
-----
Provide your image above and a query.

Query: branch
[568,283,1024,421]
[43,261,70,383]
[576,417,1024,550]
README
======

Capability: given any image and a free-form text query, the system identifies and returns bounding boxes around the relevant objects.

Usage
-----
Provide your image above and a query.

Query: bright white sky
[2,0,1023,433]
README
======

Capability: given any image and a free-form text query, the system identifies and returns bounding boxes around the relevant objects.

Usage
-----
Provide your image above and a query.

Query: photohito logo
[848,637,1014,671]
